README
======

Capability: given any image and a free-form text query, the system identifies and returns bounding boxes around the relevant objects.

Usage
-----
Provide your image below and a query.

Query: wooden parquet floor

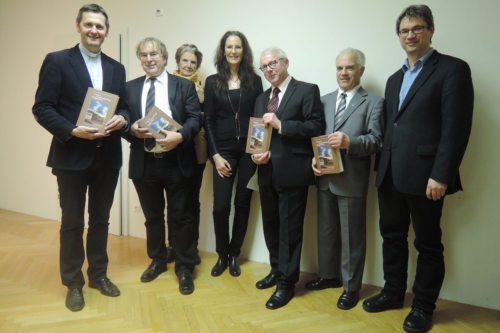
[0,209,499,333]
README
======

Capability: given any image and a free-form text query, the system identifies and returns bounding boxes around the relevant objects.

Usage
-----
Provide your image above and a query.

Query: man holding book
[125,37,201,295]
[251,47,324,310]
[32,4,129,312]
[306,48,384,310]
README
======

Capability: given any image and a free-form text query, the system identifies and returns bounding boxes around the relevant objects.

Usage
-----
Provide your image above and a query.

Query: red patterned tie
[267,88,281,113]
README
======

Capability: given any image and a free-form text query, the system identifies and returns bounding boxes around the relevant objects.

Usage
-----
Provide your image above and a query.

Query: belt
[145,150,177,159]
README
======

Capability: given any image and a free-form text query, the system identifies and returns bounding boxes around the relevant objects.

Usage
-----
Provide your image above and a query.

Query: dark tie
[145,77,156,150]
[267,88,281,113]
[334,92,347,127]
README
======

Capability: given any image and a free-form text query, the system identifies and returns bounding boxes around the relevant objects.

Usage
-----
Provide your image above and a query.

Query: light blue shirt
[398,48,434,110]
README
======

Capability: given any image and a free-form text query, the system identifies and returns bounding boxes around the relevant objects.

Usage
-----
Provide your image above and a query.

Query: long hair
[214,31,256,92]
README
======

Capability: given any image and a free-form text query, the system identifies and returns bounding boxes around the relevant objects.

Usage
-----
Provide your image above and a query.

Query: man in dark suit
[305,48,384,310]
[362,5,474,333]
[252,47,325,310]
[125,37,200,295]
[32,4,129,312]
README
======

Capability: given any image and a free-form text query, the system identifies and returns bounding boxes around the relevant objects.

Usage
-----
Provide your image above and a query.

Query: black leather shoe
[256,272,279,289]
[195,251,202,265]
[141,261,167,282]
[178,271,194,295]
[228,256,241,277]
[211,256,228,277]
[166,246,175,263]
[265,288,295,310]
[337,290,360,310]
[305,277,342,290]
[363,292,404,312]
[65,287,84,311]
[403,308,433,333]
[89,277,120,297]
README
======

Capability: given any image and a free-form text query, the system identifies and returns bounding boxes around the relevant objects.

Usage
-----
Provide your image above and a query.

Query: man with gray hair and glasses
[252,47,324,310]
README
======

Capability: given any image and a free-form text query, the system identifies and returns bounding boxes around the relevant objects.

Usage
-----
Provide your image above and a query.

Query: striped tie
[267,88,281,113]
[145,77,156,113]
[334,92,347,127]
[145,77,156,150]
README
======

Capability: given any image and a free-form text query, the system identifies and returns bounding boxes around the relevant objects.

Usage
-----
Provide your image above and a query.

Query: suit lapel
[397,51,439,118]
[68,45,93,91]
[133,76,146,118]
[261,88,271,116]
[325,91,337,134]
[167,73,178,120]
[101,53,114,92]
[277,77,296,117]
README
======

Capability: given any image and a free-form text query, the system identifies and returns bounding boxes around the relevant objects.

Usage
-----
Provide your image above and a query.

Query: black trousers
[377,174,445,313]
[167,162,205,248]
[133,153,196,274]
[259,182,309,288]
[54,164,119,288]
[212,139,256,257]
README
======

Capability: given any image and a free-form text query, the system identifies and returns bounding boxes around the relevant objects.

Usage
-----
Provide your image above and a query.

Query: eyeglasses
[259,58,284,72]
[398,25,427,37]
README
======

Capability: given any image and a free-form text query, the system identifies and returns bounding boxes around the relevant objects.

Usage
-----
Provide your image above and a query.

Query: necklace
[230,76,239,89]
[227,90,242,142]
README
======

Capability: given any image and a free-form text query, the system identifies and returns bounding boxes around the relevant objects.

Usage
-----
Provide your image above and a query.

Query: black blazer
[254,78,325,188]
[125,73,201,179]
[33,44,129,170]
[376,51,474,195]
[204,74,263,157]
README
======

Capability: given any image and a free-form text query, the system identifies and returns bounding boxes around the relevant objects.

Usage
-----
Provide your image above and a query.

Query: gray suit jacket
[317,87,384,197]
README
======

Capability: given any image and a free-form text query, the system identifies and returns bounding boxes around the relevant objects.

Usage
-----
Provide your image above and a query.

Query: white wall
[1,0,499,310]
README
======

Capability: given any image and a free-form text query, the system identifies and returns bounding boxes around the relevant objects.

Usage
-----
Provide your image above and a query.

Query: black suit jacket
[254,78,325,188]
[33,44,129,170]
[376,51,474,195]
[125,73,201,179]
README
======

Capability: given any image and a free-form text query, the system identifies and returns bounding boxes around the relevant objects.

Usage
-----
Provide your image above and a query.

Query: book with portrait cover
[311,135,344,174]
[245,117,272,154]
[139,106,182,139]
[76,87,119,134]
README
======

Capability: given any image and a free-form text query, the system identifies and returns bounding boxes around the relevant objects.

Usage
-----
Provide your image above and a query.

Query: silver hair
[337,48,366,67]
[260,47,288,62]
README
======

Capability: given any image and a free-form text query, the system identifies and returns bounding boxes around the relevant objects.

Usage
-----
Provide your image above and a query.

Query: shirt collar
[78,43,101,58]
[147,70,168,84]
[338,84,361,100]
[402,48,435,72]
